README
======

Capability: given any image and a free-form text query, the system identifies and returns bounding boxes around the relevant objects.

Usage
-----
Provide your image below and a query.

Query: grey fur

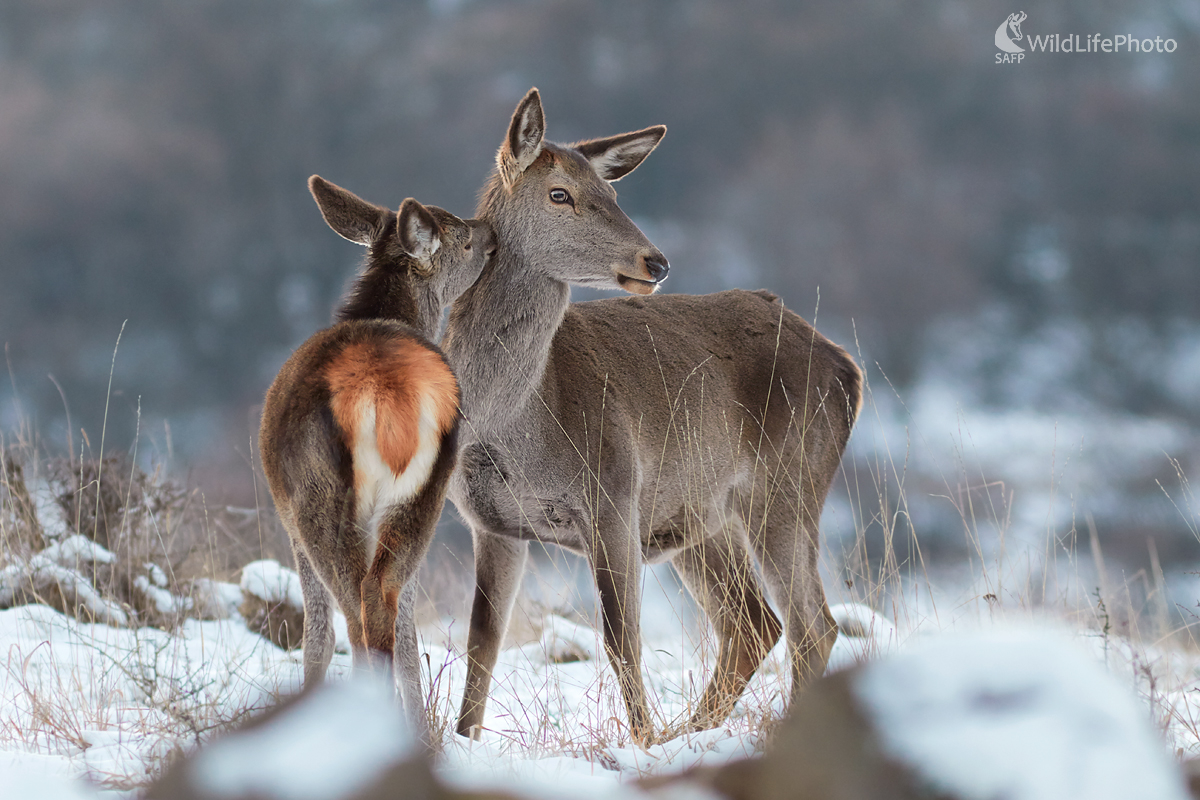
[445,90,861,744]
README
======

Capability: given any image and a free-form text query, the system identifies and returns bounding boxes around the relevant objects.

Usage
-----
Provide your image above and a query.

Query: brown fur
[259,178,493,743]
[324,338,460,480]
[443,90,861,745]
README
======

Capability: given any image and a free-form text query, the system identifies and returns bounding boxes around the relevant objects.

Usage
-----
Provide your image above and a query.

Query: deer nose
[644,254,669,283]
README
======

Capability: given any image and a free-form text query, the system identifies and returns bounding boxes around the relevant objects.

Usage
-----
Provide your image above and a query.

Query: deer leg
[672,527,782,730]
[291,542,336,689]
[362,505,432,674]
[589,518,653,745]
[299,511,373,674]
[287,486,373,680]
[455,529,528,739]
[394,580,429,745]
[746,492,837,708]
[362,504,437,739]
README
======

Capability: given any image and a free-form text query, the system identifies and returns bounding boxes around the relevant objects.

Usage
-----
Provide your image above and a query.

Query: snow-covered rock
[739,626,1191,800]
[0,556,128,627]
[240,560,304,609]
[152,677,421,800]
[39,535,117,566]
[239,560,306,650]
[191,578,245,620]
[520,615,600,665]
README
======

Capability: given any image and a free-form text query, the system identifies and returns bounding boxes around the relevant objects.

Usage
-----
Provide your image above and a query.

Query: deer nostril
[644,255,669,282]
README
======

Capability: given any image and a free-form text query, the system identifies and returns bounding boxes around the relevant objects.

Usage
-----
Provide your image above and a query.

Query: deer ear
[396,198,441,269]
[497,87,545,188]
[309,175,390,246]
[574,126,667,182]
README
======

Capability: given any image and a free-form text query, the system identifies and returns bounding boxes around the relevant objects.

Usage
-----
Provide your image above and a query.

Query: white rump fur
[350,390,446,548]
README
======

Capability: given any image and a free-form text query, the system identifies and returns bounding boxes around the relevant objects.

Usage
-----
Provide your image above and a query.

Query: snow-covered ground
[4,371,1200,798]
[0,562,1196,798]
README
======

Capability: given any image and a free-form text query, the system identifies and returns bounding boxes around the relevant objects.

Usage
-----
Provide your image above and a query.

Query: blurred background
[1,0,1198,596]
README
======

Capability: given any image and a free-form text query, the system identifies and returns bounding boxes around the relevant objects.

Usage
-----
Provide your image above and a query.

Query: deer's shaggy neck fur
[442,172,569,439]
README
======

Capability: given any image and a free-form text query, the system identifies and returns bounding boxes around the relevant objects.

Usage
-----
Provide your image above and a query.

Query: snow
[133,574,192,616]
[0,558,129,627]
[0,604,305,794]
[28,478,72,541]
[41,536,118,566]
[519,614,601,664]
[236,561,352,653]
[854,626,1190,800]
[191,578,245,620]
[241,559,305,609]
[0,756,96,800]
[0,561,1189,799]
[825,602,898,672]
[191,677,415,800]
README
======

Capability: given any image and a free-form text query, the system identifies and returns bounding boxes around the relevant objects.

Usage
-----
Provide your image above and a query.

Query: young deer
[260,176,494,740]
[444,90,861,745]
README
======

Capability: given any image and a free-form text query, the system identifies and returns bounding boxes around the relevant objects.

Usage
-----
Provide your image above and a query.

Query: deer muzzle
[616,250,670,295]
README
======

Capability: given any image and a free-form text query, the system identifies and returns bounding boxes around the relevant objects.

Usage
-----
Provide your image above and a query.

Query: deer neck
[442,249,569,439]
[334,269,439,340]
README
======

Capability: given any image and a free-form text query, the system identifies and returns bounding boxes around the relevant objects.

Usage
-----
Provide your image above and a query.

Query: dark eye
[549,188,572,205]
[464,243,471,251]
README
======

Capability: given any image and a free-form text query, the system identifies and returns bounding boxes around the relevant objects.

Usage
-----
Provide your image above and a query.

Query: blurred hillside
[1,0,1198,514]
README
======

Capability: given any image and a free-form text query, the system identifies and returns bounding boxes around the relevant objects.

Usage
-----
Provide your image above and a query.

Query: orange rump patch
[324,336,460,478]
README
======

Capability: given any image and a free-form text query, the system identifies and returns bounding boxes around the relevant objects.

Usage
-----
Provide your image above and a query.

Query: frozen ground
[3,372,1199,797]
[0,565,1196,798]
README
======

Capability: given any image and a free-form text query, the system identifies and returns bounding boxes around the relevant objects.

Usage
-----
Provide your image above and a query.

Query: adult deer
[260,176,494,740]
[445,89,861,745]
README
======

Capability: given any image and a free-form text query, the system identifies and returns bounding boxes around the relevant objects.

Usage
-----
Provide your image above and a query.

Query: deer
[259,176,494,741]
[442,89,862,746]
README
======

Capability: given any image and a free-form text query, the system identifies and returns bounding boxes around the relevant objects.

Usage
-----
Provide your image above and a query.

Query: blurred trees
[0,0,1196,498]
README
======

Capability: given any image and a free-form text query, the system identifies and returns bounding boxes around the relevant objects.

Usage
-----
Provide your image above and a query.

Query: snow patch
[825,603,898,672]
[39,536,116,566]
[191,677,414,800]
[854,627,1189,800]
[133,574,193,615]
[241,559,304,608]
[0,557,128,627]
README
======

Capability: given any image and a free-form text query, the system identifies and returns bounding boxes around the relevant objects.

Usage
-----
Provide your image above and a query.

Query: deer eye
[549,188,572,205]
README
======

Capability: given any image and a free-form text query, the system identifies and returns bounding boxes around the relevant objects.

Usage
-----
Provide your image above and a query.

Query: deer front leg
[456,529,528,739]
[590,525,653,745]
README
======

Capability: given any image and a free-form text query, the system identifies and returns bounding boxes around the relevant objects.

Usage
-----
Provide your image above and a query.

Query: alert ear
[396,198,441,271]
[496,87,546,188]
[308,175,390,246]
[574,125,667,182]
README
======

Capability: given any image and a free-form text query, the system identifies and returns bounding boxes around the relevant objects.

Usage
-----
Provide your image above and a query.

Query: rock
[145,678,448,800]
[657,627,1191,800]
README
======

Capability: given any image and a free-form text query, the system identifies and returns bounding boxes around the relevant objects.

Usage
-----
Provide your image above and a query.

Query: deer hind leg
[288,485,373,678]
[291,542,336,689]
[673,523,782,731]
[456,529,529,739]
[744,488,837,709]
[360,503,438,738]
[392,580,428,743]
